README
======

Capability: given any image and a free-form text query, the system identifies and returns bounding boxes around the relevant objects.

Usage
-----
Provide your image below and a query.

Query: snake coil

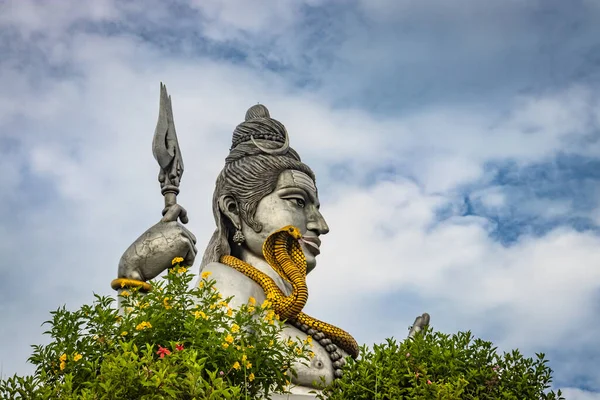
[220,225,359,359]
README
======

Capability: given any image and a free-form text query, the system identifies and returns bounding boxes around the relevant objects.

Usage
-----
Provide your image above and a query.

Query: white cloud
[471,186,506,208]
[0,0,118,38]
[1,1,599,395]
[188,0,302,40]
[310,178,600,351]
[562,388,600,400]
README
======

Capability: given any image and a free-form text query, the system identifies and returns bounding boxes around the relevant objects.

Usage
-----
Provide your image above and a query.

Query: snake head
[280,225,303,240]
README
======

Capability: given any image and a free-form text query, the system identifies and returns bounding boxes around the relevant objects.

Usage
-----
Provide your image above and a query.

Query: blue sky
[1,0,600,397]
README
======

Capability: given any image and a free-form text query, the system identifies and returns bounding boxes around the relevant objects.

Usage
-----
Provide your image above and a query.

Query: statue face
[241,169,329,273]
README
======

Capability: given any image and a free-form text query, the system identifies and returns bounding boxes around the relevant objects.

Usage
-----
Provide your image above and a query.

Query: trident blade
[152,82,184,193]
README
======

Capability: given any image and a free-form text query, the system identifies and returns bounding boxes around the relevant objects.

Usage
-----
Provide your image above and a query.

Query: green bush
[0,262,310,399]
[319,329,564,400]
[1,260,566,400]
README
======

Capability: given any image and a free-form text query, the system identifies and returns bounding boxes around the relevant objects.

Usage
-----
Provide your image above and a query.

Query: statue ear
[218,195,241,229]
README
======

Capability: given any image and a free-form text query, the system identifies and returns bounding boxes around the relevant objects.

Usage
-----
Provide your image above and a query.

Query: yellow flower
[225,334,234,344]
[59,353,67,362]
[248,372,255,382]
[121,331,128,336]
[227,308,233,317]
[198,281,205,288]
[163,297,172,310]
[269,340,274,346]
[60,361,66,371]
[264,310,275,322]
[120,290,130,297]
[247,345,254,349]
[266,292,275,300]
[248,297,256,305]
[231,324,240,333]
[241,354,247,362]
[287,339,295,347]
[219,301,229,308]
[194,310,207,320]
[295,347,302,355]
[73,353,82,362]
[245,362,252,369]
[233,361,241,370]
[201,271,212,279]
[135,321,152,331]
[304,336,313,347]
[247,306,255,313]
[309,351,315,358]
[222,343,229,349]
[171,257,184,265]
[177,266,187,274]
[261,299,272,309]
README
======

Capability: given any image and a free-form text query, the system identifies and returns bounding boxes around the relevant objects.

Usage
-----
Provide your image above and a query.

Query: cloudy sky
[1,0,600,397]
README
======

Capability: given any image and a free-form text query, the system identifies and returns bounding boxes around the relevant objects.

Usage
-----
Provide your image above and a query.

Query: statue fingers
[180,223,197,244]
[178,206,189,224]
[161,204,187,223]
[182,236,197,266]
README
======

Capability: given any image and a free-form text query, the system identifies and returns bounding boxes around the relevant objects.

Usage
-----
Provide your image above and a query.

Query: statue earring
[233,229,245,246]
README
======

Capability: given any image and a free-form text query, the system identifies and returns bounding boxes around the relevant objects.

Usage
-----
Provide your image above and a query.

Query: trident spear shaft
[110,83,190,294]
[152,83,188,223]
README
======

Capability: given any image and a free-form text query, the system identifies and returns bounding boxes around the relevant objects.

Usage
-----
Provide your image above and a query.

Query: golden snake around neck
[220,225,359,359]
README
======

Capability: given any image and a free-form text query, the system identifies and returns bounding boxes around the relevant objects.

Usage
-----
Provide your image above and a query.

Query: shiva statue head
[200,104,329,275]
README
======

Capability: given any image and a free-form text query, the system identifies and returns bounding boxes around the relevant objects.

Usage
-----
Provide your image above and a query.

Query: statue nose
[308,209,329,235]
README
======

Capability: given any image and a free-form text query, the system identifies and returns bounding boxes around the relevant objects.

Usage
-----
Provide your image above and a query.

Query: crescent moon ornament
[250,126,290,155]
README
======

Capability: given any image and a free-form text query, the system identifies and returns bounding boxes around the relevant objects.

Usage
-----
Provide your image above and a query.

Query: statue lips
[300,235,321,256]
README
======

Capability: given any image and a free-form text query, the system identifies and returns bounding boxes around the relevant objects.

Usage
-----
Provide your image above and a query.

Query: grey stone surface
[118,84,196,282]
[116,87,429,393]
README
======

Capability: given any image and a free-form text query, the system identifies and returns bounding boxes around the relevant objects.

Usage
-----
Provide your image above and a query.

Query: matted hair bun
[245,104,270,120]
[230,104,290,155]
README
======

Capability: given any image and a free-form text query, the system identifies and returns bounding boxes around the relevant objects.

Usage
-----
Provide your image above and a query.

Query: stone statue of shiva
[116,102,429,397]
[201,105,345,394]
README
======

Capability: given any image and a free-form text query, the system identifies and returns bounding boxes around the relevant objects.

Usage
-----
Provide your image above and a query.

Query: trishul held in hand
[111,83,196,293]
[152,83,187,224]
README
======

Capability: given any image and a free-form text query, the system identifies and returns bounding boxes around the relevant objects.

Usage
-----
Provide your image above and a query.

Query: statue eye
[295,198,306,208]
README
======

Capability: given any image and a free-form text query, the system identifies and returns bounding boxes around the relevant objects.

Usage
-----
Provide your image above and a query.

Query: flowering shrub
[0,261,310,399]
[319,329,565,400]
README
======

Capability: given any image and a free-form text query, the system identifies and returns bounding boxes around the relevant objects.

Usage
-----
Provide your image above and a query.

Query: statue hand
[407,313,430,339]
[117,204,197,281]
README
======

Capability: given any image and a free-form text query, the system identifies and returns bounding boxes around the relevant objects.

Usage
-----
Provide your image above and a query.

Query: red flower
[156,345,171,359]
[427,380,432,385]
[175,343,184,351]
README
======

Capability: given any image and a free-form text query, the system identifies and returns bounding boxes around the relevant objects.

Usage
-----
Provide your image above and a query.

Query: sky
[1,0,600,397]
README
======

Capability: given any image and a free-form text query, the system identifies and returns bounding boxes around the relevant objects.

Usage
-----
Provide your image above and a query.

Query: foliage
[0,263,311,399]
[319,328,564,400]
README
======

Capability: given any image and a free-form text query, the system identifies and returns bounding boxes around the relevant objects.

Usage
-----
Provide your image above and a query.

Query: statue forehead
[277,170,317,194]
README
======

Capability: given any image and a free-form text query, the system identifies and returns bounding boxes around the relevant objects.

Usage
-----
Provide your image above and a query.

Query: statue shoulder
[199,262,266,308]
